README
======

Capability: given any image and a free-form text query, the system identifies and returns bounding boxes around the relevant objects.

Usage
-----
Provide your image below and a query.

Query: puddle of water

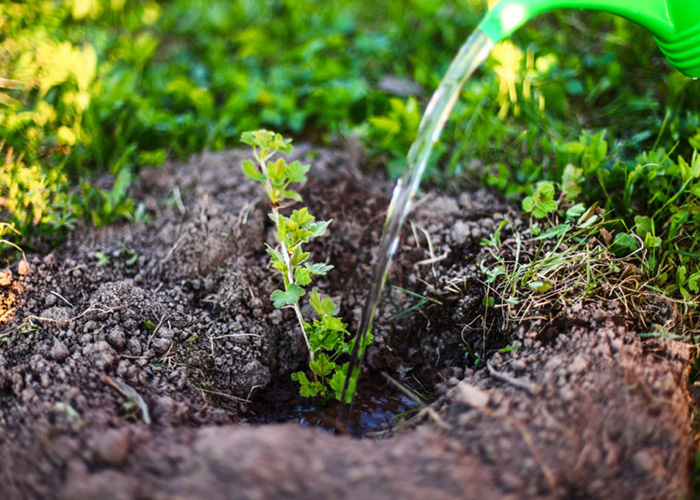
[251,377,419,438]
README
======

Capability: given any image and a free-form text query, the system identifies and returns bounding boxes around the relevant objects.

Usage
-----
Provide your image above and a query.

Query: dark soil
[0,145,694,499]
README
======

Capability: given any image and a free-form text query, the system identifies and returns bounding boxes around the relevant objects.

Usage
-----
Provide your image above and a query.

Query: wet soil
[0,145,694,499]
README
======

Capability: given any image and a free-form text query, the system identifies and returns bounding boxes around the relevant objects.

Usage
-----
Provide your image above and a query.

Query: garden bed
[0,146,693,499]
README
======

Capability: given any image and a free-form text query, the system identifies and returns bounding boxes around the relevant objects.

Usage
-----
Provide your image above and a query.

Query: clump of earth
[0,145,694,499]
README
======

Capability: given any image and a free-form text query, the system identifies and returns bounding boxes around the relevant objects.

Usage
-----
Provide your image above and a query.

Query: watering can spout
[478,0,700,78]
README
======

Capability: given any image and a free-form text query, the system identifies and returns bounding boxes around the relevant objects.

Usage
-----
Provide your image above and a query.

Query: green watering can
[478,0,700,78]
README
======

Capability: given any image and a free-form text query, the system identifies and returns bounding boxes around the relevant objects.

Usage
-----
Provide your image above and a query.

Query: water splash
[342,29,494,402]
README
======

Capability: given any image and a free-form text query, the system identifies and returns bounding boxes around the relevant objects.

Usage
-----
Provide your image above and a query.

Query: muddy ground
[0,145,695,499]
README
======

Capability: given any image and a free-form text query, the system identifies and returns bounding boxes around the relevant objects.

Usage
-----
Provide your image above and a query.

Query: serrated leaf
[290,247,310,267]
[287,161,309,183]
[533,199,557,218]
[241,159,264,181]
[310,353,335,378]
[240,131,257,147]
[271,133,293,154]
[308,220,331,237]
[272,259,287,275]
[295,267,313,286]
[310,290,338,317]
[331,364,357,403]
[268,157,287,186]
[290,207,314,227]
[265,244,285,262]
[292,371,319,398]
[322,315,346,332]
[270,284,305,308]
[307,262,334,276]
[310,326,341,351]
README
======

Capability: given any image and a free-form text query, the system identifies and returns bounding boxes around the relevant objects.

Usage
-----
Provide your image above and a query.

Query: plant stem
[270,203,314,362]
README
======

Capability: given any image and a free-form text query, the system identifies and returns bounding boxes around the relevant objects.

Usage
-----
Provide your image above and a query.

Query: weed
[241,130,365,404]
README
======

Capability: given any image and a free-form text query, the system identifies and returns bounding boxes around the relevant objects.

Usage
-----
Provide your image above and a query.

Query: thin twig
[201,388,251,403]
[487,361,542,396]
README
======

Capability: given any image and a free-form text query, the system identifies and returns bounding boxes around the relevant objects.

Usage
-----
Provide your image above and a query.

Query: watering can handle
[478,0,700,78]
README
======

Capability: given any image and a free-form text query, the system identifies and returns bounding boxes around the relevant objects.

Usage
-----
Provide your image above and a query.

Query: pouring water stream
[338,0,700,412]
[341,30,494,404]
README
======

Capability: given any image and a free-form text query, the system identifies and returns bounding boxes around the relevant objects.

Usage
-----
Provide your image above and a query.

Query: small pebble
[50,340,70,362]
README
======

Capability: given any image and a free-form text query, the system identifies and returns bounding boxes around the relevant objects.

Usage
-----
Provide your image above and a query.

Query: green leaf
[612,233,639,254]
[634,215,654,240]
[272,258,288,275]
[241,159,264,181]
[290,207,314,227]
[280,189,302,202]
[322,315,346,332]
[690,133,700,151]
[295,266,313,286]
[308,220,331,237]
[310,290,338,317]
[266,245,288,275]
[329,369,347,401]
[270,284,305,308]
[307,262,334,276]
[644,233,661,249]
[524,182,558,218]
[240,131,258,147]
[533,200,557,218]
[290,247,310,267]
[330,364,357,403]
[310,353,336,378]
[265,244,286,264]
[271,133,293,154]
[528,280,552,292]
[688,272,700,293]
[309,325,341,351]
[268,157,288,186]
[292,371,319,398]
[287,160,310,183]
[565,203,586,221]
[677,266,687,286]
[561,163,582,201]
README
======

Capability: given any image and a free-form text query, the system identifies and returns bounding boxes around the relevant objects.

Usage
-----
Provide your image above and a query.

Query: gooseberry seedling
[241,130,362,403]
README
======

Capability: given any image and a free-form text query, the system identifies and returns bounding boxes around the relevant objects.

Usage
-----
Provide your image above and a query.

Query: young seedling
[241,130,360,404]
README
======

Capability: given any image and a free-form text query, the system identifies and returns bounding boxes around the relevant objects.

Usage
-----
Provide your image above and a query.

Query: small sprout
[242,130,364,404]
[94,250,110,266]
[53,402,85,427]
[522,182,557,218]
